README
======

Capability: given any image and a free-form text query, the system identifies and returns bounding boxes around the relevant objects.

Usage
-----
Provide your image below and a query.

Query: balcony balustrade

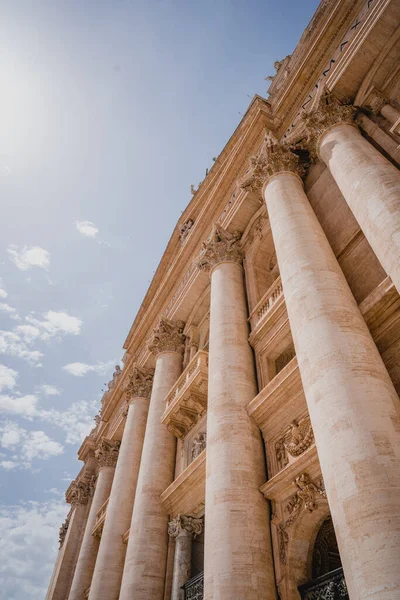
[248,276,284,331]
[183,571,204,600]
[161,351,208,438]
[91,496,109,539]
[298,568,348,600]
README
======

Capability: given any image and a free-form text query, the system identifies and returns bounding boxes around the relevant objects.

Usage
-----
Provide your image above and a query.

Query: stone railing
[298,568,348,600]
[162,351,208,438]
[249,277,284,331]
[91,497,109,539]
[183,571,204,600]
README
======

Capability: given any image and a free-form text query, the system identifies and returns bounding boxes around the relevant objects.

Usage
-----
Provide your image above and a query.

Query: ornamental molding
[59,512,71,548]
[278,472,326,564]
[179,218,195,243]
[95,439,120,468]
[275,416,314,471]
[240,131,304,196]
[303,89,356,159]
[123,365,154,400]
[148,318,186,357]
[66,480,91,506]
[196,223,243,272]
[168,514,203,538]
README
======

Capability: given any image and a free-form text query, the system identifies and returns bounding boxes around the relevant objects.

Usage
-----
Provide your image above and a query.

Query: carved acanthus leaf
[196,223,243,272]
[95,439,120,468]
[67,480,91,506]
[303,89,355,159]
[240,131,304,195]
[124,365,154,400]
[168,514,203,538]
[148,318,186,357]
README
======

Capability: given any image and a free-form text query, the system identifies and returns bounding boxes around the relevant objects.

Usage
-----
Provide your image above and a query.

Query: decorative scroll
[278,473,326,564]
[275,417,314,472]
[168,514,203,538]
[124,365,154,400]
[148,318,186,357]
[196,223,243,271]
[95,439,120,468]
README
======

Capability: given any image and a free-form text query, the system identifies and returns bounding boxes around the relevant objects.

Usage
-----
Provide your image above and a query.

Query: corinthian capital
[148,318,186,357]
[303,89,356,158]
[123,365,154,400]
[95,438,120,468]
[168,514,203,538]
[196,223,243,272]
[240,131,304,195]
[66,480,90,506]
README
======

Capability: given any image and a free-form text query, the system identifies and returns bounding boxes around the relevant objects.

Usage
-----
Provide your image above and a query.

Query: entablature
[160,449,206,519]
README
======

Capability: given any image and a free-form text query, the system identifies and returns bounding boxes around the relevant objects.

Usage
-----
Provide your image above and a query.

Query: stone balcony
[161,351,208,438]
[91,496,109,539]
[248,276,284,333]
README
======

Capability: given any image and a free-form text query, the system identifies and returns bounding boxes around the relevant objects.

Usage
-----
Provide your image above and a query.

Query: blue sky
[0,1,319,597]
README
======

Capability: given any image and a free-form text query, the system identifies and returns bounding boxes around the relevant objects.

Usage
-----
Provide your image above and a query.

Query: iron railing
[298,568,348,600]
[183,571,203,600]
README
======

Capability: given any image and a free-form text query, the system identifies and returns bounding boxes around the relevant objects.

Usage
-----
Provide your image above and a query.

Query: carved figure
[191,432,206,461]
[59,515,70,548]
[179,218,195,243]
[107,365,122,391]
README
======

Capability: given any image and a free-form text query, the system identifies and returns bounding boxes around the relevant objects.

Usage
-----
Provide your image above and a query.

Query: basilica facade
[46,1,400,599]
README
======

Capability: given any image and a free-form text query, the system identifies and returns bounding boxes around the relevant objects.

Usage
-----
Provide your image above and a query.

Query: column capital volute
[95,438,120,468]
[168,514,203,539]
[66,479,91,506]
[195,223,243,273]
[303,89,356,160]
[240,131,305,196]
[123,365,155,401]
[148,318,186,357]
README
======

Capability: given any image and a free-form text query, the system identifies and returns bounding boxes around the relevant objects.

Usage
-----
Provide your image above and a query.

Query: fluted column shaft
[316,120,400,293]
[88,394,150,600]
[263,169,400,600]
[196,224,276,600]
[119,324,183,600]
[68,466,114,600]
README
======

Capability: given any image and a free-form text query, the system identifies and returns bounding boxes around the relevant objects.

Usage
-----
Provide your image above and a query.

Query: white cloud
[39,384,61,397]
[7,245,50,271]
[0,459,18,470]
[0,421,63,469]
[26,311,82,339]
[0,311,82,366]
[75,220,99,238]
[0,289,7,299]
[0,364,18,392]
[0,499,68,599]
[0,302,20,320]
[42,399,98,445]
[0,394,39,418]
[63,360,114,377]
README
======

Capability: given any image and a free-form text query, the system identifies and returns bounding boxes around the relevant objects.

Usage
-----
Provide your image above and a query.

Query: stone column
[305,90,400,293]
[362,87,400,134]
[88,367,153,600]
[196,224,277,600]
[46,480,91,600]
[68,441,118,600]
[245,137,400,600]
[119,318,185,600]
[168,515,203,600]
